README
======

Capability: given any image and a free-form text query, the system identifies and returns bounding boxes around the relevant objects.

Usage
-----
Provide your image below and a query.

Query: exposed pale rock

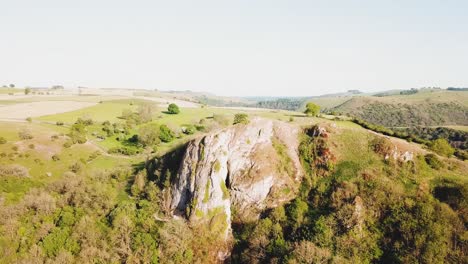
[170,118,304,238]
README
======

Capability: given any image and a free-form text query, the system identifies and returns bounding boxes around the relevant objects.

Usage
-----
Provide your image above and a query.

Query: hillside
[0,92,468,263]
[331,90,468,127]
[0,94,467,263]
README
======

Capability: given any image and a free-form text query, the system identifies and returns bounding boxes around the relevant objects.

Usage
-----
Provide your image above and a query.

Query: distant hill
[332,90,468,127]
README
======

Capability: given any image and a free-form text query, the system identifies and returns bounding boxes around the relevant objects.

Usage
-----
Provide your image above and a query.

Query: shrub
[63,141,72,148]
[233,113,249,125]
[430,138,455,157]
[370,137,393,156]
[138,103,157,123]
[69,162,82,173]
[108,147,139,156]
[0,164,29,177]
[454,149,468,160]
[56,121,64,126]
[183,125,196,135]
[159,125,175,143]
[52,154,60,161]
[0,137,6,144]
[424,154,443,169]
[138,124,161,147]
[18,129,33,140]
[28,143,35,149]
[69,122,87,144]
[167,103,180,114]
[26,117,32,122]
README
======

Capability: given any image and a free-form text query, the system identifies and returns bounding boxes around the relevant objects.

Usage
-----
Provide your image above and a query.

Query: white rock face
[170,118,304,238]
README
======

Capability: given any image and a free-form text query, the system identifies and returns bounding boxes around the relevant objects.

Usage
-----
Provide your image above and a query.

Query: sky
[1,0,467,96]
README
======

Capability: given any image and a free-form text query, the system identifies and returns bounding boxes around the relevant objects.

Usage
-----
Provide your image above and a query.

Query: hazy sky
[1,0,467,96]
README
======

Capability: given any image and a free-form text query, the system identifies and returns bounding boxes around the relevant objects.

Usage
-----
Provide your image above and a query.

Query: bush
[167,103,180,114]
[52,154,60,161]
[108,147,139,156]
[159,125,175,143]
[56,121,64,126]
[424,154,443,169]
[138,124,161,147]
[69,162,82,173]
[63,141,72,148]
[370,137,393,156]
[18,129,33,140]
[69,122,87,144]
[0,137,6,144]
[26,117,32,123]
[233,113,249,125]
[0,164,29,177]
[138,103,157,123]
[430,138,455,157]
[454,149,468,160]
[28,143,35,149]
[183,125,196,135]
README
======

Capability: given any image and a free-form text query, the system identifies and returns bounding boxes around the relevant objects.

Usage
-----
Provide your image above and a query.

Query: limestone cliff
[170,118,304,238]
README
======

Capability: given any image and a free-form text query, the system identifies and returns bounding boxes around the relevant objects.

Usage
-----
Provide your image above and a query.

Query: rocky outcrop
[170,118,304,238]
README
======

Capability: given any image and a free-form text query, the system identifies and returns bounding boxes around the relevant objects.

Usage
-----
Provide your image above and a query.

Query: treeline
[447,87,468,91]
[353,118,467,160]
[255,98,305,111]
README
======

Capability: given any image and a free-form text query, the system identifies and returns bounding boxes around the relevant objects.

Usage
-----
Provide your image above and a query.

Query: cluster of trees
[394,126,467,159]
[353,119,464,159]
[121,103,158,125]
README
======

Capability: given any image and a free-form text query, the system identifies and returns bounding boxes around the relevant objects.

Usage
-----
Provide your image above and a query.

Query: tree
[25,87,31,95]
[430,138,455,157]
[138,103,157,123]
[233,113,249,125]
[304,102,320,116]
[167,103,180,114]
[138,124,161,147]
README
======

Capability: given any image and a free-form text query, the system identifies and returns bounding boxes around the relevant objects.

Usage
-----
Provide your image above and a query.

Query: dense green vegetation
[231,125,467,263]
[304,102,320,117]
